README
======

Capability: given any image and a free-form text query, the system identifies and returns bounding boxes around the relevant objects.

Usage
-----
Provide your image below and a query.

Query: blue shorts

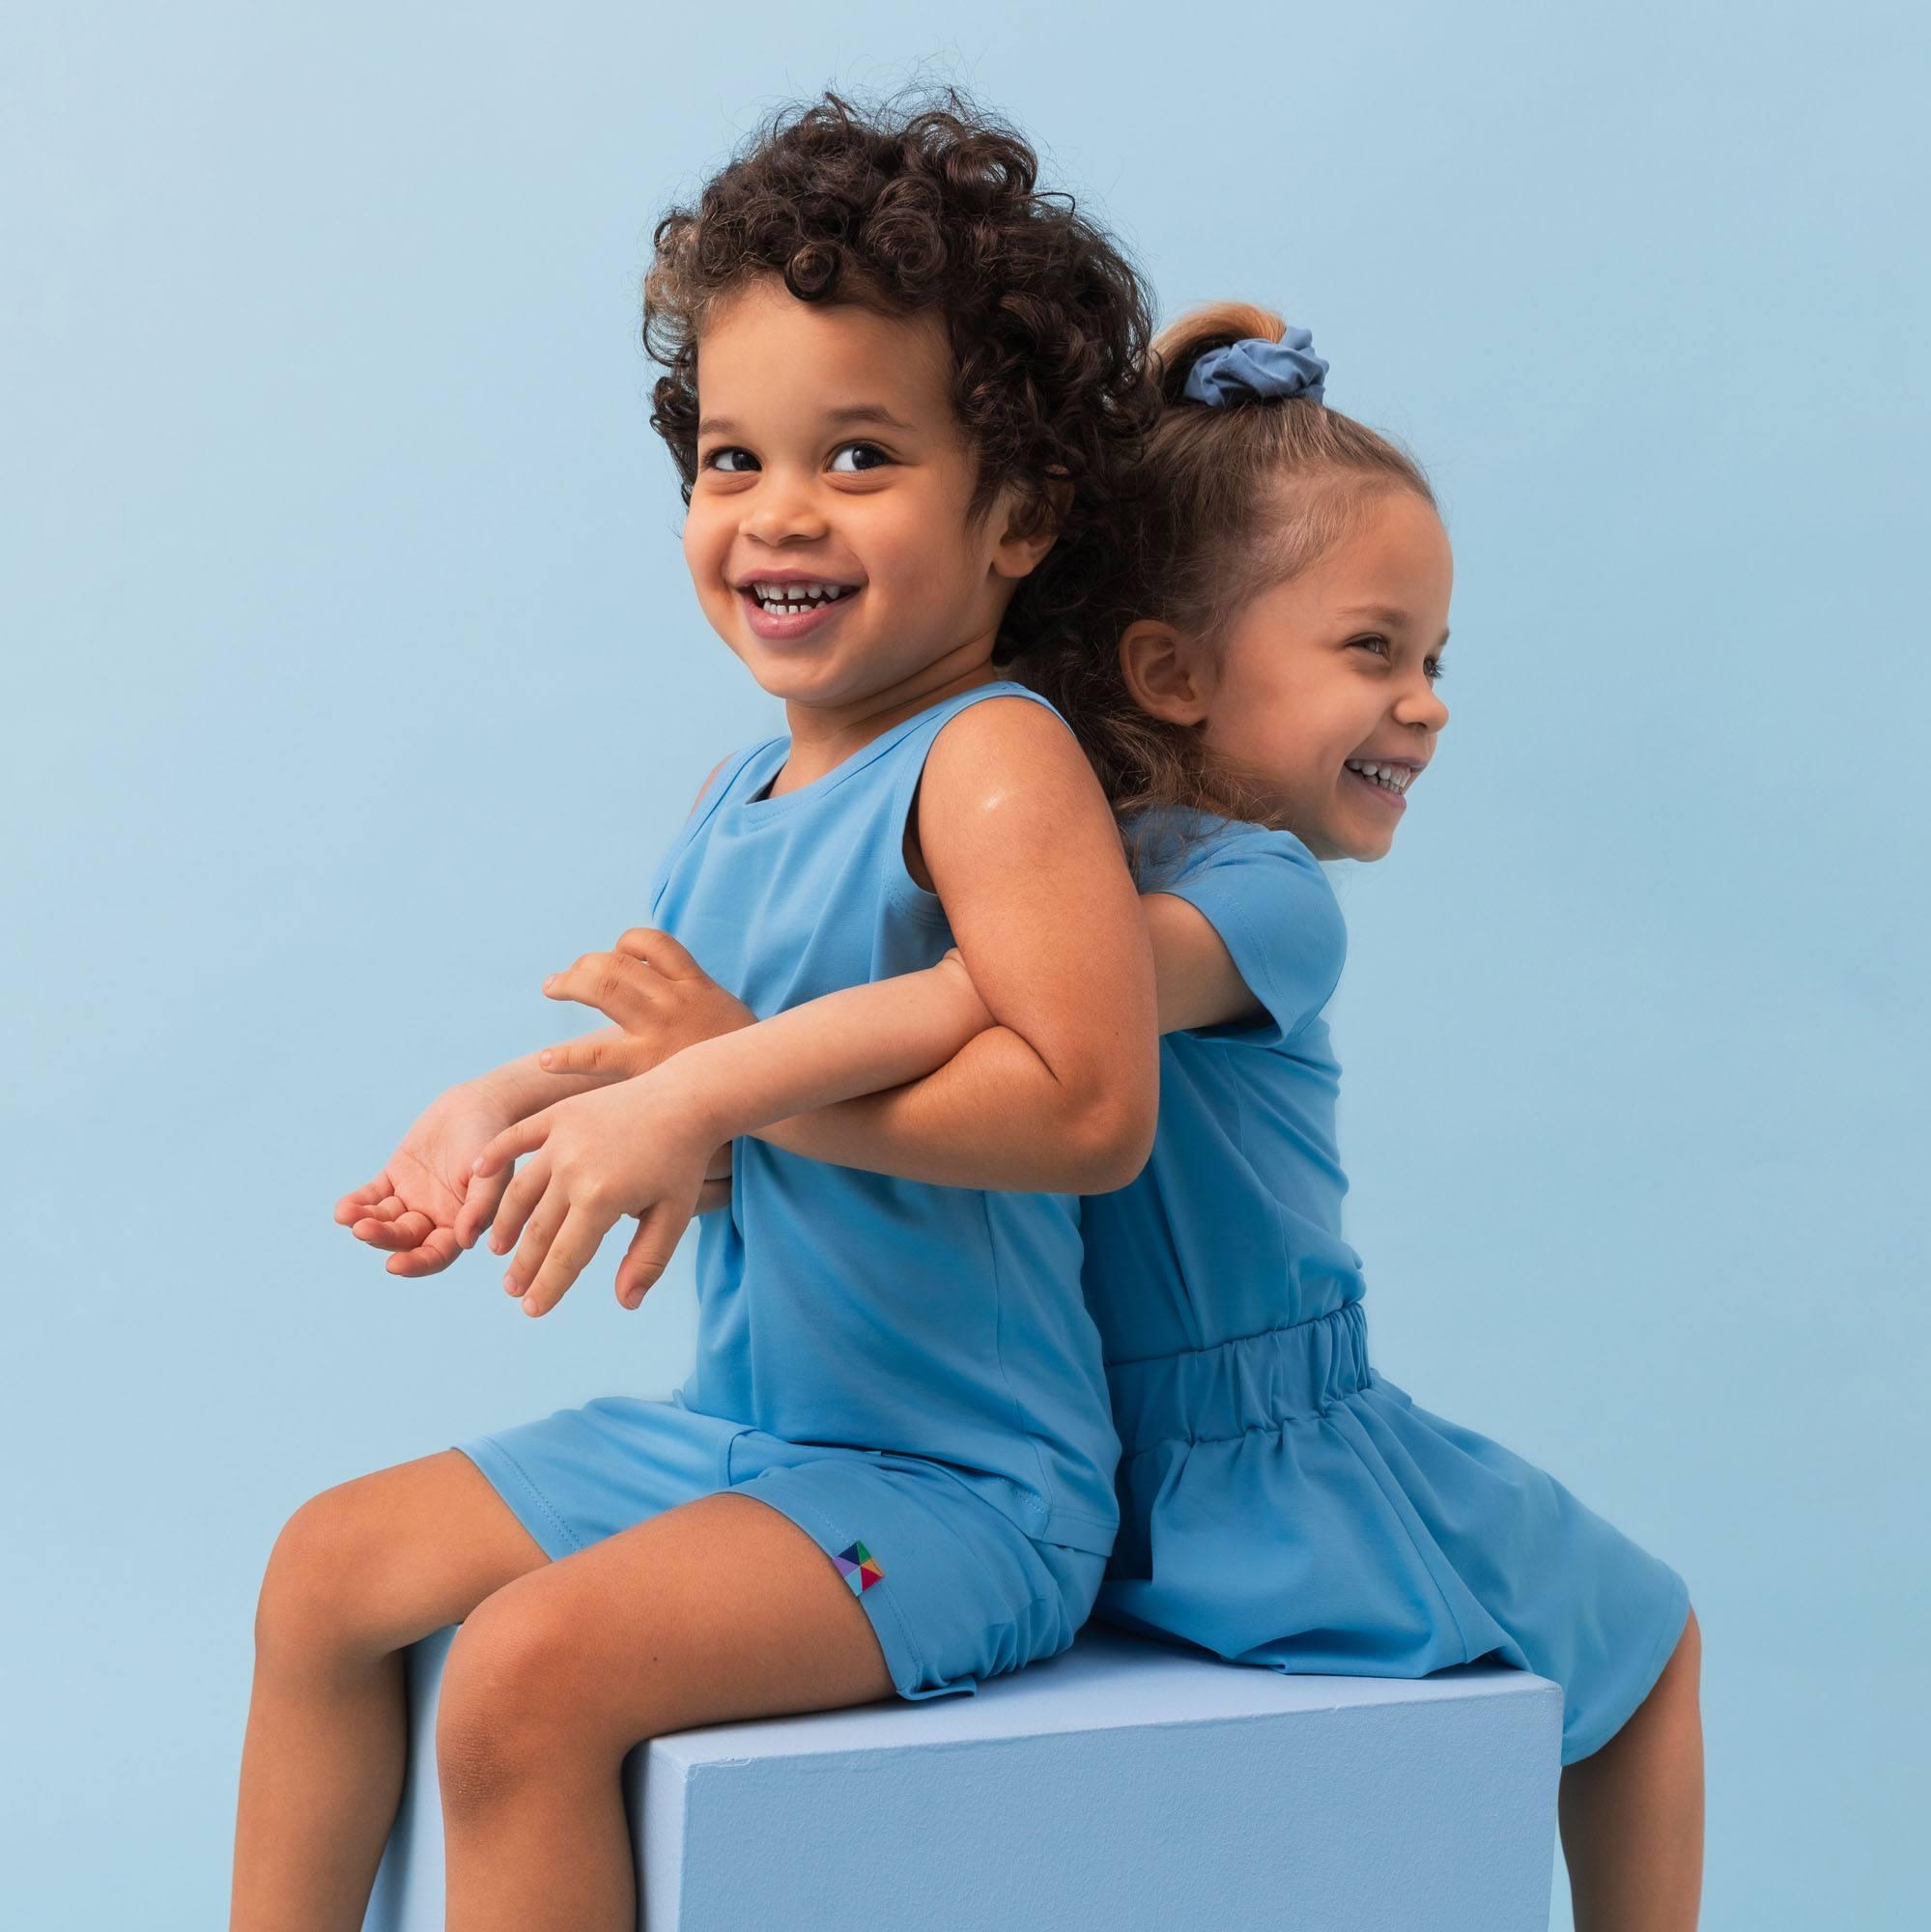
[458,1396,1104,1702]
[1102,1300,1691,1765]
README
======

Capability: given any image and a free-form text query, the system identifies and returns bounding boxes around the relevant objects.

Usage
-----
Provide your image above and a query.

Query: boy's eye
[1425,659,1447,684]
[828,441,892,474]
[704,447,757,473]
[1349,634,1391,658]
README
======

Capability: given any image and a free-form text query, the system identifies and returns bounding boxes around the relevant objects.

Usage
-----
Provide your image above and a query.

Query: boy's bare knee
[254,1479,402,1667]
[437,1584,616,1813]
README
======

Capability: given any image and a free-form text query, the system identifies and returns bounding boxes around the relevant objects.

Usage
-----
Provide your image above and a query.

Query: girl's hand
[469,1071,719,1317]
[535,928,754,1080]
[334,1079,521,1276]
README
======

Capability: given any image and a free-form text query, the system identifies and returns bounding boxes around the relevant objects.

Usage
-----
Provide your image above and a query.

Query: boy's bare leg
[229,1450,548,1932]
[437,1491,894,1932]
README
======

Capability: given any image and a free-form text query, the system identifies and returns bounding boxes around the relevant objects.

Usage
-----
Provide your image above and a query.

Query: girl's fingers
[354,1208,435,1252]
[472,1111,554,1179]
[454,1167,510,1251]
[703,1141,733,1181]
[488,1154,548,1259]
[505,1174,572,1300]
[385,1227,462,1276]
[520,1202,616,1319]
[694,1179,732,1215]
[614,1198,693,1310]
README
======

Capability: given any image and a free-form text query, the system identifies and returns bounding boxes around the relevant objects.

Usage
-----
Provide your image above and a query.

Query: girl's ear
[1119,618,1210,727]
[988,473,1074,581]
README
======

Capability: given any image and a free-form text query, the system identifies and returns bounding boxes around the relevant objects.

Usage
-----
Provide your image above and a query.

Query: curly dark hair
[642,88,1156,665]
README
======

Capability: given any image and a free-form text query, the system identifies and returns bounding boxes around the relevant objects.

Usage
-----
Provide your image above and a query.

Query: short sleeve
[1152,825,1347,1048]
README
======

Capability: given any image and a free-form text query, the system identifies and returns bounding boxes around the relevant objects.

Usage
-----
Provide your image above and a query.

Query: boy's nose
[741,476,830,546]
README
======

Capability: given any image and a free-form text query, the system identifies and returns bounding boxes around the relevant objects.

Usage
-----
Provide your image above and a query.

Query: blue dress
[460,681,1119,1699]
[1082,812,1690,1763]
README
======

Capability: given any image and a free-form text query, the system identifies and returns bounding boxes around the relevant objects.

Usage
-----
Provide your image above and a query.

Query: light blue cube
[367,1626,1560,1930]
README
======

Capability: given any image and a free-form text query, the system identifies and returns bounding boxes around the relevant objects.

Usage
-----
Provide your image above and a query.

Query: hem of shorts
[729,1468,972,1704]
[455,1437,583,1564]
[1560,1569,1692,1768]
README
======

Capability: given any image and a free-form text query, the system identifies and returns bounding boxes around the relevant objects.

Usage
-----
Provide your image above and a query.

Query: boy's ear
[989,471,1075,581]
[1119,618,1210,726]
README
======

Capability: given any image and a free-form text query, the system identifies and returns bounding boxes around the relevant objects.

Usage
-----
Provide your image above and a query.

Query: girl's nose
[741,473,830,547]
[1395,683,1449,735]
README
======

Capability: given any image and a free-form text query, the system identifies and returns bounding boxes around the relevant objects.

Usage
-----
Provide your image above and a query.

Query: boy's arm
[728,698,1158,1195]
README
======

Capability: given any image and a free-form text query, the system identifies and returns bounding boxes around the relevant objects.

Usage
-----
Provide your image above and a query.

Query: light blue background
[4,5,1924,1927]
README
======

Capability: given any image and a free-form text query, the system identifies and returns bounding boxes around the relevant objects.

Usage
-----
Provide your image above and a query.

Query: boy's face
[1199,490,1453,862]
[682,278,1045,713]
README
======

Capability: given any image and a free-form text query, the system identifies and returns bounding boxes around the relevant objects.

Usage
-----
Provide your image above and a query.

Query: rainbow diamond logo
[833,1542,884,1595]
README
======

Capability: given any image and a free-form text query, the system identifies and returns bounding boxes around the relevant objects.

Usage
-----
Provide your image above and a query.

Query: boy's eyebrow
[696,403,919,438]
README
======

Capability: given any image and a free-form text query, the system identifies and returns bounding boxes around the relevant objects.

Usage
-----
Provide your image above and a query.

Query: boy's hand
[335,1079,520,1276]
[470,1069,719,1318]
[535,927,754,1079]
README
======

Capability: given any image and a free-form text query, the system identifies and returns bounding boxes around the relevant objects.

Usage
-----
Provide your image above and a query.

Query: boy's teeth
[750,581,855,611]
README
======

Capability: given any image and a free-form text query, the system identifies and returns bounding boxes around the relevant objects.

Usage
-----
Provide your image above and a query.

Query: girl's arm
[746,888,1255,1178]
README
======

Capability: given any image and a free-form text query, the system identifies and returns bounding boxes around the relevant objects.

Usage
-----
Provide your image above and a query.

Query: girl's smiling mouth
[1343,757,1422,809]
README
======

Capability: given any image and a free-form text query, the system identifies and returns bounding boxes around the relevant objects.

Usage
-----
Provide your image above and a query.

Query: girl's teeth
[1346,760,1411,795]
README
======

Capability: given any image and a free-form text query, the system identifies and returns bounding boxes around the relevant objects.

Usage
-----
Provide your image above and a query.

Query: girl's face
[1147,490,1453,862]
[682,277,1053,717]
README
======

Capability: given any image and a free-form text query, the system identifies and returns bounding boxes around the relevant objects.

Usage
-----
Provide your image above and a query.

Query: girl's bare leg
[1559,1605,1704,1932]
[436,1491,894,1932]
[229,1450,549,1932]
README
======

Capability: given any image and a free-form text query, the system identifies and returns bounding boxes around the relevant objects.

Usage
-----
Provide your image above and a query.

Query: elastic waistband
[1107,1300,1374,1456]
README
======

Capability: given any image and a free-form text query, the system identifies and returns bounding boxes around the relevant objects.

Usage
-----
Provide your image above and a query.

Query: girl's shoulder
[1128,807,1334,904]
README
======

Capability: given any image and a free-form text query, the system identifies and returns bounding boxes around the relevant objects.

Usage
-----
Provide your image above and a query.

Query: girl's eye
[828,441,892,474]
[1425,659,1447,685]
[1349,634,1391,658]
[704,447,757,473]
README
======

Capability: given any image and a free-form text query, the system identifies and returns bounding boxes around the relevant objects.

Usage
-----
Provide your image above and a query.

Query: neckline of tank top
[731,679,1037,817]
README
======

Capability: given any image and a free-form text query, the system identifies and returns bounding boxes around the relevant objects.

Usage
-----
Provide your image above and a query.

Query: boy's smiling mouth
[733,570,866,639]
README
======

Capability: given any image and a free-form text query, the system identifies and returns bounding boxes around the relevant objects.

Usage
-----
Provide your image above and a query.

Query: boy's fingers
[334,1177,395,1223]
[694,1179,732,1215]
[521,1203,613,1318]
[616,927,702,980]
[354,1209,434,1252]
[543,954,654,1028]
[385,1228,461,1276]
[615,1199,690,1310]
[536,1035,625,1077]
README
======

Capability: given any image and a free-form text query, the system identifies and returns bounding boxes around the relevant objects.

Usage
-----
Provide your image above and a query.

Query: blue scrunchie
[1181,327,1328,408]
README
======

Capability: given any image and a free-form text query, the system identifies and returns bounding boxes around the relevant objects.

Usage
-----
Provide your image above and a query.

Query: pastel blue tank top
[1079,812,1367,1441]
[643,680,1121,1557]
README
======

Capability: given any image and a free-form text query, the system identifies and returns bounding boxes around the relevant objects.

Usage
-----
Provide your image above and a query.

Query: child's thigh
[257,1449,549,1663]
[441,1491,892,1756]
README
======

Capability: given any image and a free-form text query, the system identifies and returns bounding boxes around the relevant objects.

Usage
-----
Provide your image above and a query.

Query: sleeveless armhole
[881,684,1076,925]
[641,738,773,921]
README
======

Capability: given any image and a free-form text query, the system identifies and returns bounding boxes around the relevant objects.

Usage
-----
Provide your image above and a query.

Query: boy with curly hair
[233,91,1158,1931]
